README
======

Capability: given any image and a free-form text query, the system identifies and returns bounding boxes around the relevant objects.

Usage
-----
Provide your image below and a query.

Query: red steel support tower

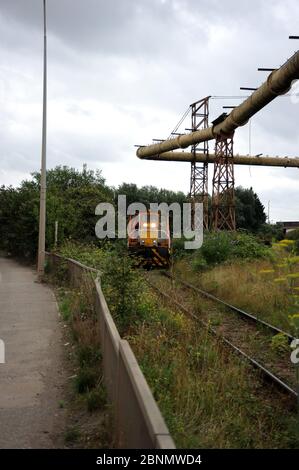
[211,133,236,231]
[190,96,210,229]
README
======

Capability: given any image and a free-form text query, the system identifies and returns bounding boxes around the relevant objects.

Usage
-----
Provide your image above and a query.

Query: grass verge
[49,272,115,449]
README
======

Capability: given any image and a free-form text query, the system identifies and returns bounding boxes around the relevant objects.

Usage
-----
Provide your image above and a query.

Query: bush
[287,230,299,255]
[200,232,233,265]
[191,255,208,271]
[100,243,145,333]
[58,239,106,270]
[257,223,284,242]
[59,296,72,321]
[64,427,81,444]
[286,229,299,241]
[231,232,271,259]
[270,333,289,354]
[86,386,107,412]
[75,368,98,394]
[77,345,101,368]
[193,231,271,269]
[171,238,188,260]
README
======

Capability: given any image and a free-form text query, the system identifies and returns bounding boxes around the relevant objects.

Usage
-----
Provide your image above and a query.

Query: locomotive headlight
[150,223,157,228]
[142,223,148,227]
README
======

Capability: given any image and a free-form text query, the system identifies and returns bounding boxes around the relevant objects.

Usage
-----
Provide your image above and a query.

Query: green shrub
[75,368,98,394]
[287,229,299,241]
[172,238,188,259]
[53,259,69,284]
[58,239,106,270]
[270,333,289,354]
[101,244,144,332]
[257,223,284,242]
[86,386,107,412]
[231,232,271,259]
[64,427,81,444]
[287,230,299,255]
[200,231,233,265]
[77,345,101,368]
[59,296,72,321]
[193,231,271,269]
[192,255,208,272]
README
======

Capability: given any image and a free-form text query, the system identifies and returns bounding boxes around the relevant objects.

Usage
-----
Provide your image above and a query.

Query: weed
[78,345,101,368]
[75,367,98,394]
[128,290,298,448]
[193,231,271,269]
[86,386,107,412]
[270,333,289,354]
[64,427,81,444]
[59,296,72,321]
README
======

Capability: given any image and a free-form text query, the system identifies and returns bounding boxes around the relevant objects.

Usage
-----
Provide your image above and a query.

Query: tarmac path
[0,257,66,448]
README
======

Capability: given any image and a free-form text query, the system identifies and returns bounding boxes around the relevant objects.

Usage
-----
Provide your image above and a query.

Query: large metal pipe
[137,50,299,159]
[137,151,299,168]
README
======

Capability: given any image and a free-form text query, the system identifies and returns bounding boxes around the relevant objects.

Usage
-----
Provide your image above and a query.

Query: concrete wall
[116,340,174,448]
[46,253,175,449]
[94,279,120,403]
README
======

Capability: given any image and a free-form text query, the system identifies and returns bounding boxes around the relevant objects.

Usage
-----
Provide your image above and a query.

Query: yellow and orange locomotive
[128,210,171,269]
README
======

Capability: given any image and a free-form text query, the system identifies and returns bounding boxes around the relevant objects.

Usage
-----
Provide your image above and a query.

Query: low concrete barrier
[45,252,175,449]
[117,339,174,448]
[94,279,120,403]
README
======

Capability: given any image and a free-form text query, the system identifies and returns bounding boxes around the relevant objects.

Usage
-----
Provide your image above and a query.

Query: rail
[146,275,298,402]
[163,272,295,343]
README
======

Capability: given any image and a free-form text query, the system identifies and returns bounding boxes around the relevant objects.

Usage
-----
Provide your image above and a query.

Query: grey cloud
[0,0,298,220]
[0,0,187,57]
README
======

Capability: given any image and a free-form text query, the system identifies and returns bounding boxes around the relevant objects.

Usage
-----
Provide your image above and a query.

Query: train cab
[128,210,171,268]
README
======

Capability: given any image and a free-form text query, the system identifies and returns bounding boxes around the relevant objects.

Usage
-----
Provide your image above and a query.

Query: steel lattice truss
[212,134,236,231]
[190,96,210,229]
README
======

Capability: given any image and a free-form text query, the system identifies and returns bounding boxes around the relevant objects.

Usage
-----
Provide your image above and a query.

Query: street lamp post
[37,0,47,279]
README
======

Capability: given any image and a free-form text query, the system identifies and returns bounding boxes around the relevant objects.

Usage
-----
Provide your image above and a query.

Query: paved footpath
[0,257,66,448]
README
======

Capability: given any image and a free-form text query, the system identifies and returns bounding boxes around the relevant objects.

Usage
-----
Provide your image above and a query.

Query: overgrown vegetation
[57,240,152,335]
[59,282,105,403]
[0,166,268,261]
[175,237,299,334]
[287,229,299,255]
[0,166,114,258]
[235,186,266,231]
[5,162,296,448]
[191,231,271,269]
[51,242,299,449]
[130,298,299,448]
[47,263,114,449]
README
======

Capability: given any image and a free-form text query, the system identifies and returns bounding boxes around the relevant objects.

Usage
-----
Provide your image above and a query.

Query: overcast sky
[0,0,299,221]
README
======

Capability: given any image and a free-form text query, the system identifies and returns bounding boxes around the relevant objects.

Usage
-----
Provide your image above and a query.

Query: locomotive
[127,210,171,269]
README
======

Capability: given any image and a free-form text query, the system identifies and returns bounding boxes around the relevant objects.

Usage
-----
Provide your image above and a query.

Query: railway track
[163,271,295,342]
[145,273,298,404]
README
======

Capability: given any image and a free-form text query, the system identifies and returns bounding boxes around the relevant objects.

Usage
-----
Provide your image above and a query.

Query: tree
[116,183,187,208]
[0,168,268,260]
[0,166,113,259]
[235,186,266,232]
